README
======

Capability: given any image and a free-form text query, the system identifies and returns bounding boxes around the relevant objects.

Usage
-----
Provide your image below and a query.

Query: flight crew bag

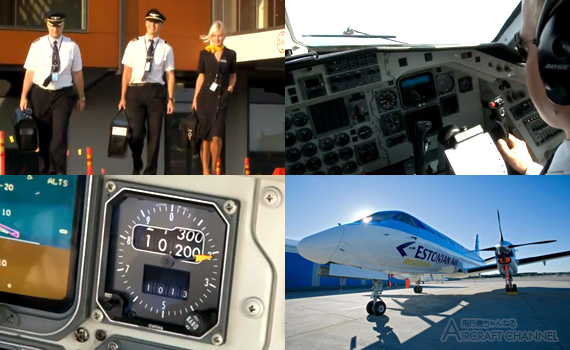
[108,109,130,158]
[12,108,39,153]
[186,110,202,174]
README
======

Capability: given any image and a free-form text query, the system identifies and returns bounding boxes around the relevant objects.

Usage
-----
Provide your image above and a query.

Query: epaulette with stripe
[131,37,140,42]
[32,37,41,44]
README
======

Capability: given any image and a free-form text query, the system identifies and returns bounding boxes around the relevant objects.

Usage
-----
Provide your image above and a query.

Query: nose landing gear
[366,279,387,316]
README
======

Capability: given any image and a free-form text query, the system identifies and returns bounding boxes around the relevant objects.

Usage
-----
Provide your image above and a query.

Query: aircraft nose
[297,226,344,264]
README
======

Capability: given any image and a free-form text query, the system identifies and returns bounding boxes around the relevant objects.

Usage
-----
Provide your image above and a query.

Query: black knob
[335,133,350,147]
[185,313,205,334]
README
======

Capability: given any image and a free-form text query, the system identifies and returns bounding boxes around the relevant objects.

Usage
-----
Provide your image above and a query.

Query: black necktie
[43,40,60,87]
[143,39,155,80]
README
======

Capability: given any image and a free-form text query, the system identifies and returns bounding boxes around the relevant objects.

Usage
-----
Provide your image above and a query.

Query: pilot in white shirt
[118,8,175,175]
[19,10,85,175]
[498,0,570,175]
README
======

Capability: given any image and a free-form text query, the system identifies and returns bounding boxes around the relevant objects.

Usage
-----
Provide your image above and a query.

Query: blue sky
[286,176,570,273]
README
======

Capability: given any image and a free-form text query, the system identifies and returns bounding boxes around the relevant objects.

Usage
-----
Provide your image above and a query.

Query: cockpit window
[394,214,418,228]
[286,0,521,47]
[359,212,396,223]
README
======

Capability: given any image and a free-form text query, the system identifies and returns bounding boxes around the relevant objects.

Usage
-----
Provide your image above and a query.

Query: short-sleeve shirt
[23,35,82,90]
[122,36,175,85]
[197,48,236,88]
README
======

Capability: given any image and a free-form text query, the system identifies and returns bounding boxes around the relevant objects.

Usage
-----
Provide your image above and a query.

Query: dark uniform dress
[196,48,237,141]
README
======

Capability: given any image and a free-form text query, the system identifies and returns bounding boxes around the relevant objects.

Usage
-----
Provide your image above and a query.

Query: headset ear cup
[536,0,570,105]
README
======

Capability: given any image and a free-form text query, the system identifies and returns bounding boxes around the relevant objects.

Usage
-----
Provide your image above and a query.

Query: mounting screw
[223,200,237,215]
[74,327,89,343]
[92,309,103,323]
[108,342,119,350]
[95,330,106,341]
[244,297,263,318]
[106,181,116,193]
[6,316,14,324]
[211,333,224,346]
[262,187,281,208]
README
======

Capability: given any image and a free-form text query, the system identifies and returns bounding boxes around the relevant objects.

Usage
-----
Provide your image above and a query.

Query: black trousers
[126,84,166,175]
[30,84,75,175]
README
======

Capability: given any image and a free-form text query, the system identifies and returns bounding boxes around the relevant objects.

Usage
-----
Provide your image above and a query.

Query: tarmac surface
[286,276,570,350]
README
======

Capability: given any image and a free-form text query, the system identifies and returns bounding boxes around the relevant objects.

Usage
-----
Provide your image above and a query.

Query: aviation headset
[536,0,570,105]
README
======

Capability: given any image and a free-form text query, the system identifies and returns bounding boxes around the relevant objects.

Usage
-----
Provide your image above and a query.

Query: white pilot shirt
[122,36,175,85]
[23,35,82,90]
[526,139,570,175]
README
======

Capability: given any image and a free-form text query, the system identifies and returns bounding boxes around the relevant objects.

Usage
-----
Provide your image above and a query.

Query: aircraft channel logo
[397,242,458,266]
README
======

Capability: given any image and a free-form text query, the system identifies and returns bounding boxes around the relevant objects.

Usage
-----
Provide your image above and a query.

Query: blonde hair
[200,21,227,43]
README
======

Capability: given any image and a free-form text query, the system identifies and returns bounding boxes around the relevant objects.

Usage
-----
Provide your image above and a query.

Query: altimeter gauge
[96,182,239,344]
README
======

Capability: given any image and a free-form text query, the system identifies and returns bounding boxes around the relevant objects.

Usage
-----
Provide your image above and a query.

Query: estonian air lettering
[396,243,457,266]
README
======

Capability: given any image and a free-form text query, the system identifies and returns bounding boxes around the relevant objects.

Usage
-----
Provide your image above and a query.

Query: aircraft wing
[464,263,498,274]
[464,250,570,274]
[516,250,570,266]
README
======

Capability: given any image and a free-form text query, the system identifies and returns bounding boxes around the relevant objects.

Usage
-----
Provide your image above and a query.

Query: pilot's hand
[191,99,197,112]
[167,100,174,114]
[20,98,28,111]
[76,100,85,112]
[118,99,126,110]
[497,134,533,174]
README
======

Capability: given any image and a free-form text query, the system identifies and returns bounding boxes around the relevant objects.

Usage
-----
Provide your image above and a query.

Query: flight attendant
[19,11,85,175]
[192,21,237,175]
[118,9,175,175]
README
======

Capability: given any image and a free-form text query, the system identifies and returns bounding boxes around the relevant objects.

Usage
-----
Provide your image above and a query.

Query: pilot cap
[145,9,166,23]
[46,11,65,26]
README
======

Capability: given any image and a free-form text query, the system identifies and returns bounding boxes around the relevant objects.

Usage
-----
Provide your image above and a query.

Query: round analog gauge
[292,112,309,127]
[328,166,343,175]
[285,132,296,148]
[285,117,291,131]
[437,73,455,94]
[358,126,373,140]
[381,113,403,136]
[97,185,238,342]
[296,128,313,142]
[301,143,318,157]
[286,148,302,162]
[377,90,398,110]
[319,137,334,151]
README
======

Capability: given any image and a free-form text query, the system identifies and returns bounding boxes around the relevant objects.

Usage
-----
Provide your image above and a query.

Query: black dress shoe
[132,169,141,175]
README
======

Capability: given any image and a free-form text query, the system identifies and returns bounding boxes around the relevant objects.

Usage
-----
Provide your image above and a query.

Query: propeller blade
[508,240,556,248]
[479,247,497,251]
[497,210,504,242]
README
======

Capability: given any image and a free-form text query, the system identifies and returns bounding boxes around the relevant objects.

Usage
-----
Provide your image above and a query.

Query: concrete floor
[286,277,570,350]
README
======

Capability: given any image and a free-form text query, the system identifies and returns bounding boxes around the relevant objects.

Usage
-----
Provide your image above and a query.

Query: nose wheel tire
[373,301,386,316]
[366,300,386,316]
[366,301,374,315]
[413,286,423,293]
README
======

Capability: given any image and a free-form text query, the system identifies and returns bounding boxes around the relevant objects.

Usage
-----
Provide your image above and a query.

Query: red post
[0,131,5,175]
[86,147,93,175]
[244,157,250,175]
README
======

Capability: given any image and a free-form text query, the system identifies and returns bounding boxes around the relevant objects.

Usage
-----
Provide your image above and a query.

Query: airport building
[286,239,406,292]
[0,0,285,175]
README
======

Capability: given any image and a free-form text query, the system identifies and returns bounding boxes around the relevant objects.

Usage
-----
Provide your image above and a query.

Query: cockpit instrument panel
[0,175,284,350]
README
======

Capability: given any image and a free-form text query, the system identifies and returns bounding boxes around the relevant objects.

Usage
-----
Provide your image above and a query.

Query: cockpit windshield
[357,211,397,223]
[287,0,521,47]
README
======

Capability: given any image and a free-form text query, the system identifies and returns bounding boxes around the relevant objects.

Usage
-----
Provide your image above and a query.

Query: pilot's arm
[498,134,542,174]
